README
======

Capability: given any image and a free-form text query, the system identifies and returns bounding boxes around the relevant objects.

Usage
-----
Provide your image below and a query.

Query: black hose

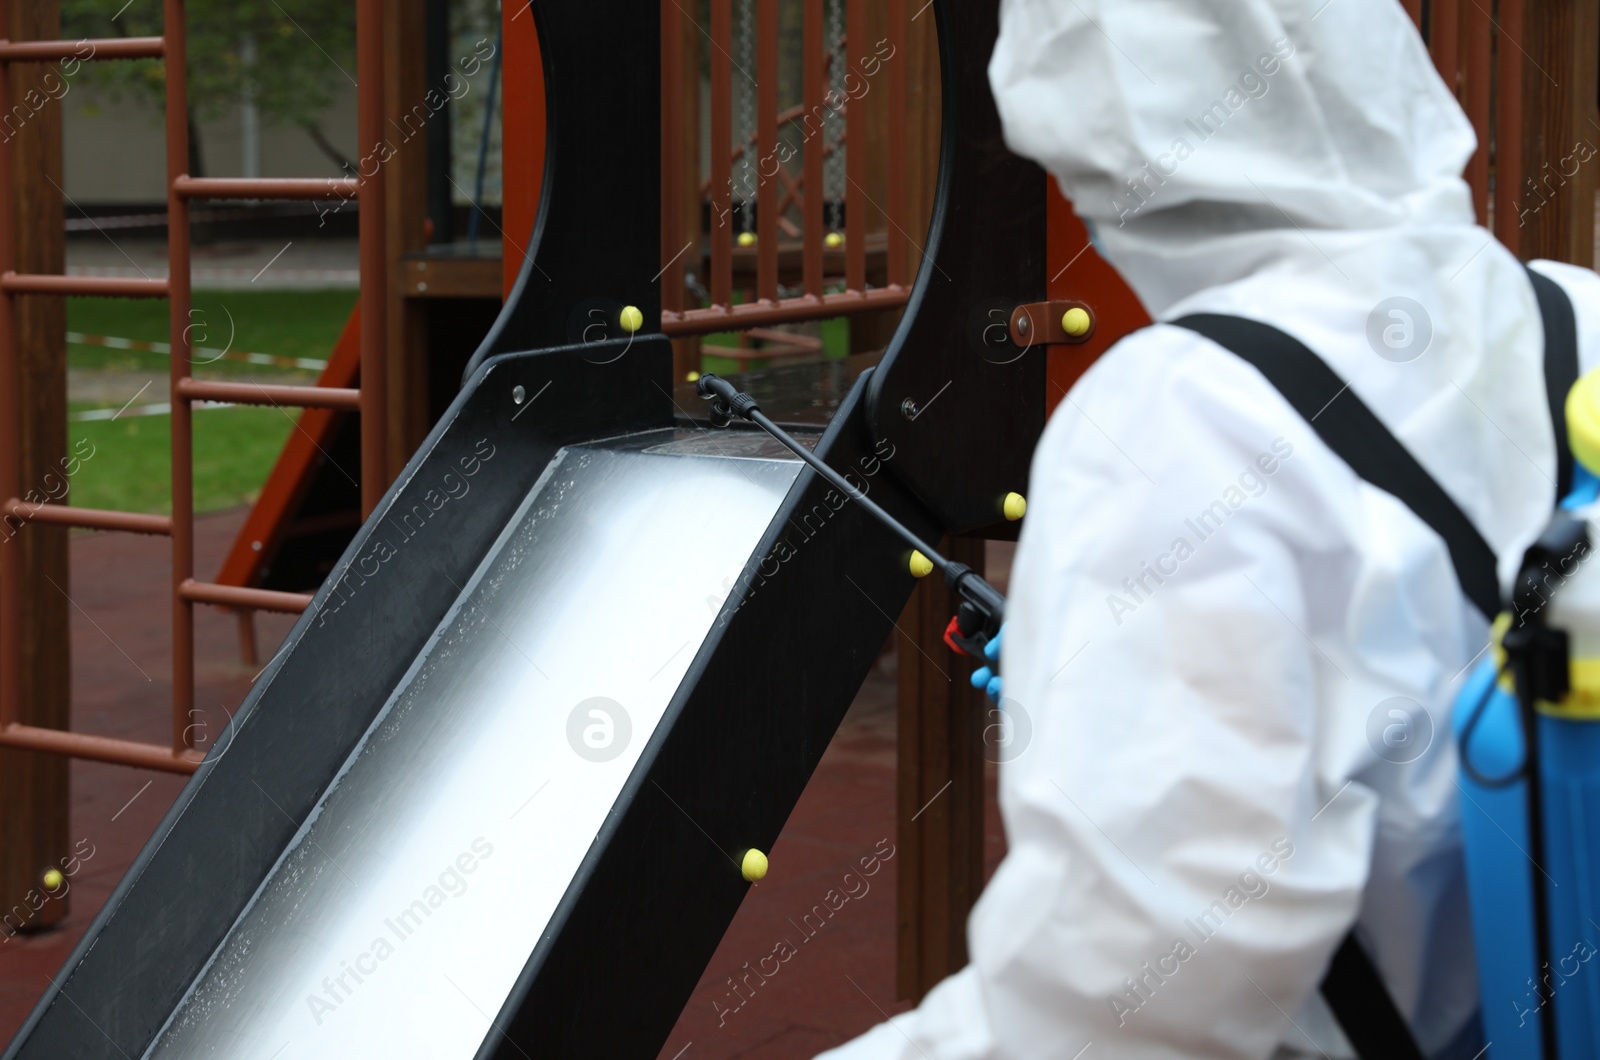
[1457,660,1523,789]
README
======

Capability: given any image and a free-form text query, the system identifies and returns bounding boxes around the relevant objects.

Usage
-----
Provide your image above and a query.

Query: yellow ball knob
[908,550,934,578]
[824,231,845,249]
[741,848,769,882]
[619,305,644,333]
[42,868,63,891]
[686,370,701,382]
[1061,307,1092,338]
[737,231,757,247]
[1003,492,1027,521]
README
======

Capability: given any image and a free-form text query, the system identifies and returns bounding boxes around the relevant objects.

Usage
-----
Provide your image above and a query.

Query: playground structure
[5,0,1051,1051]
[0,0,1598,1054]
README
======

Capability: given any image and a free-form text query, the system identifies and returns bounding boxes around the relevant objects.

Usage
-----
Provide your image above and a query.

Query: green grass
[67,289,357,376]
[67,405,299,515]
[59,287,855,514]
[62,289,354,514]
[700,315,852,376]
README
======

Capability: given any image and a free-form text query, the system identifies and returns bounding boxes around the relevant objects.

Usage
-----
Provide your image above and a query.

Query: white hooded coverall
[821,1,1600,1057]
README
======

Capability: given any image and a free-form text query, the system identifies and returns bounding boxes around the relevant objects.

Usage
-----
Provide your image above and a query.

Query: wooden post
[662,0,701,384]
[890,4,980,1002]
[501,0,546,299]
[846,0,897,356]
[385,0,432,470]
[896,0,940,283]
[896,536,986,1001]
[1459,0,1491,224]
[0,0,69,934]
[1507,0,1599,265]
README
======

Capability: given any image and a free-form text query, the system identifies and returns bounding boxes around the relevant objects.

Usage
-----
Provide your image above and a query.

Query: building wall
[63,83,359,205]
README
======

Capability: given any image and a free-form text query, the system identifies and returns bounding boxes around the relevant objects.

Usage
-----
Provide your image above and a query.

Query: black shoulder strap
[1320,933,1427,1060]
[1170,312,1500,622]
[1527,264,1580,500]
[1170,282,1582,1059]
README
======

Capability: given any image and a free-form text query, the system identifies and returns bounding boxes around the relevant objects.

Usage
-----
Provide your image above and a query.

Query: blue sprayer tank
[1454,369,1600,1059]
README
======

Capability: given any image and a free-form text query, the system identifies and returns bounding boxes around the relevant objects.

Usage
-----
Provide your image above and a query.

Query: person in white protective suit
[820,1,1600,1058]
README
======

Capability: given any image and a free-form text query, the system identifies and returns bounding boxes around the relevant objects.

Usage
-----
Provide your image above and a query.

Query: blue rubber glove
[969,624,1004,704]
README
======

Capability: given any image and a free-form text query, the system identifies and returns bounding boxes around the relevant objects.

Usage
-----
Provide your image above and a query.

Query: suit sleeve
[819,329,1392,1060]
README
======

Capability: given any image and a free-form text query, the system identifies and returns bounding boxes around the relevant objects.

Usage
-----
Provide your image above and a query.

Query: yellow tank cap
[1002,492,1027,521]
[1566,369,1600,477]
[741,848,769,882]
[619,305,644,333]
[908,550,934,578]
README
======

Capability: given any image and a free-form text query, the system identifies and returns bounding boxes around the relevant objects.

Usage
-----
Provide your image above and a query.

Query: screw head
[1015,314,1031,336]
[512,385,526,405]
[900,397,919,420]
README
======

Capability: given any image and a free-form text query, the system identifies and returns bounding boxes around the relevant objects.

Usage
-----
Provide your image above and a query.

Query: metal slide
[148,433,803,1057]
[3,0,1043,1055]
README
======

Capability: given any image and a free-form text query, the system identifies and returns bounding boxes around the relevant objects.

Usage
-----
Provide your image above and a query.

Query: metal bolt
[513,385,526,405]
[1015,314,1030,337]
[900,397,920,420]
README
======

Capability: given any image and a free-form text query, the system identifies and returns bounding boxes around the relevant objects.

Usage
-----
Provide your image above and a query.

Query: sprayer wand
[696,373,1005,655]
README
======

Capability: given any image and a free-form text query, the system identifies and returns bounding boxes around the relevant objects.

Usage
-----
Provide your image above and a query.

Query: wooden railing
[1415,0,1599,265]
[659,0,931,348]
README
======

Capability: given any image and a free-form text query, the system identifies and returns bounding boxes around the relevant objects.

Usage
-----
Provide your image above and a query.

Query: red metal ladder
[0,0,387,773]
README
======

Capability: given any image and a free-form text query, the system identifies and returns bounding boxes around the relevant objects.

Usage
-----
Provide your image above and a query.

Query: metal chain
[739,0,756,237]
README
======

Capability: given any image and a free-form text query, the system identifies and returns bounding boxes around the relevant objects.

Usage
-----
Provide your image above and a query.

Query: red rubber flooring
[0,509,301,1046]
[0,509,1008,1058]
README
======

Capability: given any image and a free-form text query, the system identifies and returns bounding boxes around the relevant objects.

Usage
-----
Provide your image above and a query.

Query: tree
[60,0,358,176]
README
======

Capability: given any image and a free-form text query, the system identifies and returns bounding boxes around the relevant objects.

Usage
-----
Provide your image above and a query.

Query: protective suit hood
[988,0,1479,315]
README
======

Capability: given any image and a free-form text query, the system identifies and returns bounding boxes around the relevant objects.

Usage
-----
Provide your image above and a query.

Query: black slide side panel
[864,0,1046,533]
[5,339,671,1060]
[469,0,661,367]
[482,372,946,1056]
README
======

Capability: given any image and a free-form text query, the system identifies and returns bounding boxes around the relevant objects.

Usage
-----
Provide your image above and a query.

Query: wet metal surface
[144,436,800,1058]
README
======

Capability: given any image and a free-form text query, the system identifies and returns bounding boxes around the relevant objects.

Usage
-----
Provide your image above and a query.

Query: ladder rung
[0,37,163,62]
[177,378,362,411]
[180,579,312,614]
[0,723,200,774]
[173,176,361,202]
[1,272,168,298]
[4,499,172,535]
